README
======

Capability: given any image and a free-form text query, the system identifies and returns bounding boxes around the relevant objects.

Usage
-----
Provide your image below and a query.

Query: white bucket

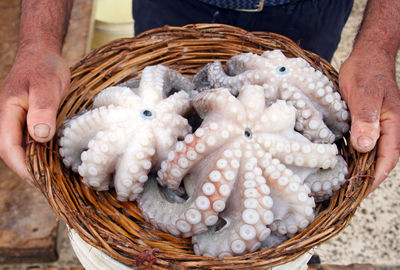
[68,227,312,270]
[91,0,134,50]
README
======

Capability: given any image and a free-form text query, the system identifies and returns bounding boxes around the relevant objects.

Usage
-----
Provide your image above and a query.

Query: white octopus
[138,85,347,257]
[58,65,194,201]
[193,50,350,144]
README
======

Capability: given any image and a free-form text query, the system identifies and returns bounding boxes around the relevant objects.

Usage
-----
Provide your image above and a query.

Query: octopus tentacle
[157,91,191,116]
[304,155,349,202]
[92,86,142,109]
[254,100,338,169]
[237,85,266,123]
[209,61,267,95]
[308,86,350,138]
[192,151,274,257]
[255,100,297,134]
[226,51,306,77]
[280,84,336,143]
[113,126,156,201]
[255,134,338,169]
[115,78,140,89]
[262,83,279,105]
[191,62,214,91]
[259,153,315,236]
[261,233,288,250]
[217,51,281,82]
[191,87,246,122]
[157,122,240,189]
[59,105,131,171]
[225,52,268,75]
[137,65,194,104]
[77,123,137,191]
[151,115,192,165]
[139,143,241,238]
[294,82,349,139]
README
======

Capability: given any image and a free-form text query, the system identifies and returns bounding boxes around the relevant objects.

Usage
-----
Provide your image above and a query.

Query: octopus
[58,65,194,201]
[193,50,350,144]
[138,84,347,257]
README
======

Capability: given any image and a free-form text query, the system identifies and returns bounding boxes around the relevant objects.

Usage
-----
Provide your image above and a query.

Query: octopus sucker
[77,123,138,190]
[139,143,240,238]
[92,86,142,109]
[192,202,273,257]
[137,65,194,104]
[281,85,336,143]
[151,114,192,165]
[192,154,276,257]
[256,134,337,169]
[158,88,247,190]
[259,153,315,236]
[304,155,349,202]
[113,127,156,201]
[59,64,193,200]
[193,60,265,95]
[59,106,129,171]
[157,124,237,190]
[193,50,350,141]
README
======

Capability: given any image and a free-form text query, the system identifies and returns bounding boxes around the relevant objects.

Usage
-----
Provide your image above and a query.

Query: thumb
[339,60,383,153]
[26,83,62,143]
[349,97,382,153]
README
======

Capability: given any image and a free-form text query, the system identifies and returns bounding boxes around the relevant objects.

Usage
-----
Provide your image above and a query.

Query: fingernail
[357,135,373,149]
[34,123,50,138]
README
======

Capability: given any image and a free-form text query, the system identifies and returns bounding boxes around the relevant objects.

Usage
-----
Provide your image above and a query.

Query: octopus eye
[277,66,289,75]
[141,109,155,119]
[244,128,253,139]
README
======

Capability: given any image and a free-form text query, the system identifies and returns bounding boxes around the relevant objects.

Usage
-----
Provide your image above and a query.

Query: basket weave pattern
[26,24,375,269]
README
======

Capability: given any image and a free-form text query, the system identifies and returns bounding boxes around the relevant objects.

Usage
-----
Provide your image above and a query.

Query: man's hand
[339,46,400,191]
[0,0,72,184]
[0,43,70,184]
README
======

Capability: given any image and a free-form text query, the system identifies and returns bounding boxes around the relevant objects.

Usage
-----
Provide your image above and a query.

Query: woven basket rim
[26,23,375,270]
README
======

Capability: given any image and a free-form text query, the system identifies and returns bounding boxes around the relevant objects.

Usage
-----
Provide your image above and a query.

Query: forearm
[354,0,400,58]
[19,0,73,53]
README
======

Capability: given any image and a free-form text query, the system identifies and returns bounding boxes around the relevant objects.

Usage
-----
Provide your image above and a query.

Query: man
[0,0,399,192]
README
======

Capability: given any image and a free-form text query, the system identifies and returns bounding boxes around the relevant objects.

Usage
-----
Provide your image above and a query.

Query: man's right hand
[0,42,70,184]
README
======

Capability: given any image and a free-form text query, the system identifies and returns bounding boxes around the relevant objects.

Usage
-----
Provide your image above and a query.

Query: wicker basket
[26,24,375,270]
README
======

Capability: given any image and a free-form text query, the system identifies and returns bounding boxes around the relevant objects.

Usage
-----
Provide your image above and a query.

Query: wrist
[352,39,398,60]
[349,40,397,72]
[18,39,62,57]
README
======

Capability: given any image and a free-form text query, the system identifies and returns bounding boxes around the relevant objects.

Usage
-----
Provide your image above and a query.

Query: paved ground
[0,0,399,268]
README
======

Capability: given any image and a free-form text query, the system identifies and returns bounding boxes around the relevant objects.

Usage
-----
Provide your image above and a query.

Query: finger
[344,85,383,153]
[26,80,64,143]
[372,109,400,192]
[350,116,380,153]
[0,104,33,185]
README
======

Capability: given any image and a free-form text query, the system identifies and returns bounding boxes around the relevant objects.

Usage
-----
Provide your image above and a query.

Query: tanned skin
[339,0,400,191]
[0,0,399,192]
[0,0,72,184]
